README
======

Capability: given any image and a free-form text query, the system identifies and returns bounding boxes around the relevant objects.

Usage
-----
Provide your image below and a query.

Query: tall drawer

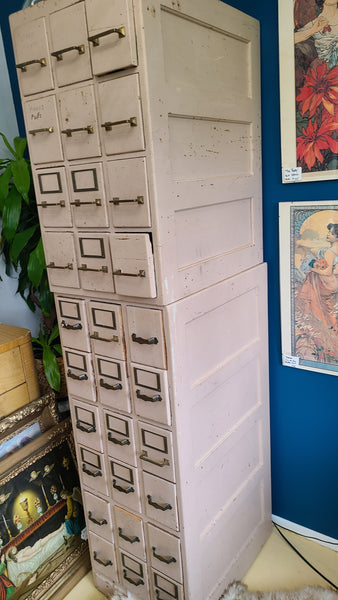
[64,348,96,403]
[70,397,103,453]
[110,459,141,513]
[118,550,149,600]
[34,167,72,228]
[126,306,167,369]
[138,422,175,483]
[106,157,151,228]
[147,524,183,584]
[89,532,117,582]
[104,411,137,466]
[76,233,114,293]
[151,570,184,600]
[43,231,79,289]
[110,233,157,299]
[98,74,145,155]
[58,85,101,160]
[79,446,108,496]
[83,490,113,542]
[88,301,125,361]
[24,95,63,164]
[68,163,109,228]
[143,472,179,532]
[95,355,130,413]
[131,363,171,426]
[57,297,90,352]
[114,506,146,562]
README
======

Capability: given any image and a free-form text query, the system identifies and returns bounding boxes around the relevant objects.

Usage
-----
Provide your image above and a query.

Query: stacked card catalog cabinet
[10,1,271,598]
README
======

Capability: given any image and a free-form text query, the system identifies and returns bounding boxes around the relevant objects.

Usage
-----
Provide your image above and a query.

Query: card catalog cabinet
[10,1,271,599]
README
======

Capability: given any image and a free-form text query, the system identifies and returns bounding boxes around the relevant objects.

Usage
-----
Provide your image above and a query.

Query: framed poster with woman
[279,0,338,182]
[280,201,338,374]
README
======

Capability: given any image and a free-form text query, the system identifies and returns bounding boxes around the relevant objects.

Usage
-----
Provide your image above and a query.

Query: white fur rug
[220,582,338,600]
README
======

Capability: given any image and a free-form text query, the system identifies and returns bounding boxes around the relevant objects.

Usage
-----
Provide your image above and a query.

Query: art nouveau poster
[280,201,338,374]
[279,0,338,182]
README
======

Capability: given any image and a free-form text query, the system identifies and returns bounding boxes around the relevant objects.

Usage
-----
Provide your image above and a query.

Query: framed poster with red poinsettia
[279,0,338,182]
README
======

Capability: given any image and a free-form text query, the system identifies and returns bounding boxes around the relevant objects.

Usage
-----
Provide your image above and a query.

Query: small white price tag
[283,167,302,183]
[282,354,299,367]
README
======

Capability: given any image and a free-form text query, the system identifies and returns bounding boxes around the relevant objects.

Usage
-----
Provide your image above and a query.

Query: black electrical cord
[274,523,338,591]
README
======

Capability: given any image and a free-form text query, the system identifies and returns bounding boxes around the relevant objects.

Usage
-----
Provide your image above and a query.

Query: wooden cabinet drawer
[106,158,151,228]
[138,422,175,483]
[69,163,109,228]
[88,301,125,361]
[50,3,92,87]
[104,411,137,466]
[90,532,117,581]
[43,231,79,289]
[110,233,156,299]
[34,167,72,228]
[70,397,103,453]
[147,525,183,584]
[143,472,179,532]
[12,17,53,96]
[24,95,63,164]
[57,297,90,352]
[64,348,95,403]
[95,356,130,413]
[126,306,167,369]
[76,233,114,293]
[110,459,141,513]
[83,490,113,542]
[151,570,184,600]
[114,506,146,562]
[86,0,137,76]
[58,85,101,160]
[79,446,108,496]
[118,550,149,599]
[98,74,145,155]
[131,363,171,426]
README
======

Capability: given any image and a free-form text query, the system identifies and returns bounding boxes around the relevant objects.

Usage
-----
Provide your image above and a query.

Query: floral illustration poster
[279,0,338,182]
[279,201,338,375]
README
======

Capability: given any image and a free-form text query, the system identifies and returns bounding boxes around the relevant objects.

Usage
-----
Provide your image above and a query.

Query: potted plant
[0,132,63,393]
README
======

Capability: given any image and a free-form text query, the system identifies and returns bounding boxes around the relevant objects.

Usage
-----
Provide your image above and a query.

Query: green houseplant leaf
[27,237,46,288]
[2,186,22,241]
[11,157,31,204]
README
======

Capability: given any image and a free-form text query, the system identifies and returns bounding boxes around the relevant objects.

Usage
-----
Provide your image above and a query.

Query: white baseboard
[272,514,338,552]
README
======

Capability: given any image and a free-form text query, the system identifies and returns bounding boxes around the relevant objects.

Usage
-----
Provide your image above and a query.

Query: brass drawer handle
[100,378,122,391]
[88,511,107,526]
[140,451,169,468]
[113,479,134,494]
[152,547,176,564]
[88,26,126,46]
[16,57,46,71]
[67,369,88,381]
[113,269,145,278]
[47,262,73,270]
[101,117,137,131]
[147,495,172,511]
[61,125,93,137]
[132,333,158,345]
[90,332,119,343]
[76,420,95,433]
[82,465,101,478]
[136,389,162,403]
[61,320,82,330]
[78,264,108,273]
[123,570,144,587]
[108,432,130,446]
[71,198,102,207]
[118,528,140,544]
[38,200,65,208]
[51,44,85,61]
[29,127,54,136]
[93,551,112,567]
[111,196,144,205]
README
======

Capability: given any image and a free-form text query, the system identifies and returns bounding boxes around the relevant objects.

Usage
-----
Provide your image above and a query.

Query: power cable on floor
[273,523,338,591]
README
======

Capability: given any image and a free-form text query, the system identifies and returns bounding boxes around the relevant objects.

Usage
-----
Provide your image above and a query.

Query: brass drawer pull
[61,320,82,330]
[152,547,176,564]
[71,198,102,207]
[93,551,112,567]
[108,433,130,446]
[38,200,65,208]
[101,117,137,131]
[82,465,101,478]
[88,511,107,526]
[100,378,122,391]
[140,451,169,468]
[90,332,119,343]
[132,333,158,345]
[51,44,85,61]
[113,269,145,278]
[111,196,144,205]
[136,390,162,403]
[78,264,108,273]
[67,369,88,381]
[113,479,134,494]
[147,495,172,511]
[61,125,93,137]
[123,570,144,587]
[29,127,54,136]
[88,26,126,46]
[16,57,46,71]
[76,420,95,433]
[47,262,73,270]
[118,528,140,544]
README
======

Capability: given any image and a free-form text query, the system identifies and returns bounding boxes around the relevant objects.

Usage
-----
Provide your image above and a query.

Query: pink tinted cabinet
[10,1,271,599]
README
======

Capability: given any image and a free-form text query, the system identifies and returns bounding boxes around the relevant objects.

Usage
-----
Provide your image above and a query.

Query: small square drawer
[24,95,63,164]
[83,490,113,542]
[43,231,79,290]
[64,348,96,403]
[58,85,101,160]
[92,572,117,598]
[114,506,146,562]
[110,459,141,513]
[126,306,167,369]
[147,524,183,584]
[68,163,109,228]
[79,446,108,496]
[76,233,114,293]
[90,532,117,582]
[106,158,151,228]
[98,74,145,155]
[110,233,156,299]
[50,3,92,87]
[88,301,125,361]
[86,0,137,76]
[95,356,130,413]
[56,297,90,352]
[131,363,171,426]
[104,411,137,466]
[70,397,103,453]
[138,422,175,483]
[118,550,149,600]
[143,472,179,532]
[34,167,72,228]
[151,570,184,600]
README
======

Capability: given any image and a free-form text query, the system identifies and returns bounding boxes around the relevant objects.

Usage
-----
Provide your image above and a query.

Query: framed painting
[279,201,338,374]
[279,0,338,183]
[0,419,90,600]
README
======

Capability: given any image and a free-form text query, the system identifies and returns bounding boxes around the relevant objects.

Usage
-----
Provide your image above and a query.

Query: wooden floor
[63,526,338,599]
